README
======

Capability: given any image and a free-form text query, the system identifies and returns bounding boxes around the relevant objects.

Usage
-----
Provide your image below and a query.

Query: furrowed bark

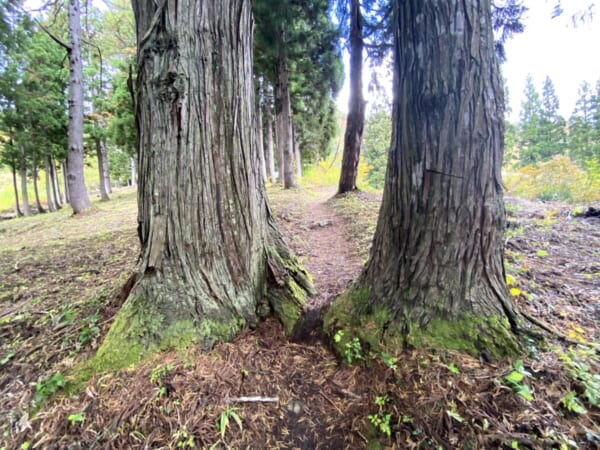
[325,0,522,359]
[94,0,312,372]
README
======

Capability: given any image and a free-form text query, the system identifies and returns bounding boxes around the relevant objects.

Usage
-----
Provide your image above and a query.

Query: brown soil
[1,187,599,449]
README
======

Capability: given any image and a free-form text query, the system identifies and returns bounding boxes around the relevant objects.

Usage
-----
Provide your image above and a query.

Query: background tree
[518,74,543,165]
[537,76,567,160]
[95,0,313,369]
[254,0,342,187]
[361,109,390,189]
[569,80,598,166]
[336,0,391,194]
[326,0,523,358]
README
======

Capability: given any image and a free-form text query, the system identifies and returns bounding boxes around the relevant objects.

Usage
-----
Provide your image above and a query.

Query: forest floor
[0,185,599,449]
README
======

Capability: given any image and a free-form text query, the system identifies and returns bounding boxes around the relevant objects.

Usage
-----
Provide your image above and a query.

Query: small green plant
[150,363,174,398]
[446,402,464,423]
[560,391,587,414]
[34,372,65,406]
[447,363,460,375]
[559,345,600,408]
[501,360,534,401]
[536,249,549,258]
[77,312,100,348]
[67,412,85,426]
[216,407,243,439]
[380,352,398,371]
[368,395,392,437]
[333,330,363,364]
[173,428,195,448]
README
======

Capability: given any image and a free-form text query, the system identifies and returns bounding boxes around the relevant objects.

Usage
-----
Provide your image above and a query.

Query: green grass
[0,156,104,213]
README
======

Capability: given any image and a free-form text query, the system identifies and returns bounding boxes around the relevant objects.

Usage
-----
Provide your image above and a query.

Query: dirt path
[300,187,364,310]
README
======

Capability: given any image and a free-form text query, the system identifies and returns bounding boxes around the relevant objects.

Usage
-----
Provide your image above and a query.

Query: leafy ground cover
[0,185,598,449]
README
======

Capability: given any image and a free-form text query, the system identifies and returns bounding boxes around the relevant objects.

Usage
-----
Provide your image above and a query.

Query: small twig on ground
[226,396,279,403]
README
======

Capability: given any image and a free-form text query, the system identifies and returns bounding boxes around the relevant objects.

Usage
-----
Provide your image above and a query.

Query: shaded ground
[0,186,598,449]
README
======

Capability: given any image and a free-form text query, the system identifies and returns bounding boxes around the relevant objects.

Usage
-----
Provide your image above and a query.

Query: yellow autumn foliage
[503,156,600,204]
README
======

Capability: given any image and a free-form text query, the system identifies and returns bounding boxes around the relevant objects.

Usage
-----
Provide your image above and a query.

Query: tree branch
[37,21,70,51]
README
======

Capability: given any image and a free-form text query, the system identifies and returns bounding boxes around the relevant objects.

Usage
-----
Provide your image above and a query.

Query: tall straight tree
[326,0,523,358]
[95,0,312,367]
[338,0,365,194]
[66,0,91,213]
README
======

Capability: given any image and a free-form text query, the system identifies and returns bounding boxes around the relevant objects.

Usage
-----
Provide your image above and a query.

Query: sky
[337,1,600,123]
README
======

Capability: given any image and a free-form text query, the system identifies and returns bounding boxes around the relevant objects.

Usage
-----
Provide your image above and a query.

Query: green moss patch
[325,286,522,360]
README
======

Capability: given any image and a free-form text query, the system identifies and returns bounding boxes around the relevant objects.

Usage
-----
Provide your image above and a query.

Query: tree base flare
[324,287,523,360]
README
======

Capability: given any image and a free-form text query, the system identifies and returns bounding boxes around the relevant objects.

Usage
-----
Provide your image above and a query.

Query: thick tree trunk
[338,0,365,194]
[326,0,522,358]
[32,156,46,213]
[95,138,110,201]
[66,0,91,213]
[95,0,313,370]
[256,82,267,183]
[45,154,57,212]
[265,95,276,183]
[19,143,31,216]
[275,27,296,189]
[11,165,22,217]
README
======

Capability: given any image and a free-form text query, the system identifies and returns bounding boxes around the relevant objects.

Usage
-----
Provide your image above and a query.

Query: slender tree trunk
[326,0,522,359]
[265,94,276,183]
[96,0,313,369]
[95,138,110,201]
[256,81,267,183]
[11,165,22,217]
[66,0,91,213]
[102,143,112,193]
[32,156,46,213]
[338,0,365,194]
[19,143,31,216]
[130,157,137,187]
[61,161,70,204]
[276,107,284,184]
[293,126,302,179]
[275,27,296,189]
[45,154,57,212]
[51,157,62,208]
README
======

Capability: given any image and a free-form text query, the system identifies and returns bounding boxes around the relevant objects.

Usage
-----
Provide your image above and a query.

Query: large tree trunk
[275,27,296,189]
[45,154,57,212]
[338,0,365,194]
[11,164,22,217]
[66,0,91,213]
[95,138,110,201]
[32,156,46,213]
[19,143,31,217]
[265,92,277,183]
[95,0,313,370]
[326,0,522,359]
[256,81,267,183]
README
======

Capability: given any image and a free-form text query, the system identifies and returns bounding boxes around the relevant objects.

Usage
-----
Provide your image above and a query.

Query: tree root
[518,309,581,346]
